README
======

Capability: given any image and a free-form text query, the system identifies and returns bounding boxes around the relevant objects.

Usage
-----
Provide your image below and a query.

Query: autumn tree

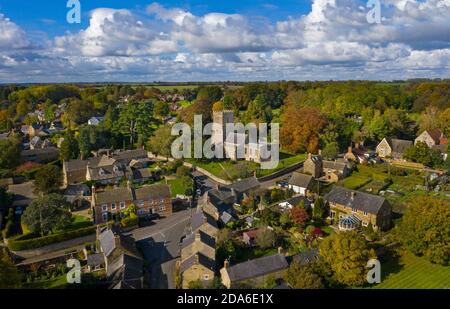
[281,106,327,153]
[319,231,376,287]
[285,262,324,289]
[255,227,276,249]
[290,204,309,229]
[397,196,449,265]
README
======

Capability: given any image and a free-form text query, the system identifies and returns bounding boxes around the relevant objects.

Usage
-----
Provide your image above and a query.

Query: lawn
[164,176,193,197]
[373,251,450,289]
[258,153,307,177]
[341,175,372,190]
[235,246,278,264]
[24,274,68,289]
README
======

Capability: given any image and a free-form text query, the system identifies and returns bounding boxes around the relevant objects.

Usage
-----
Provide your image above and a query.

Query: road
[129,209,192,289]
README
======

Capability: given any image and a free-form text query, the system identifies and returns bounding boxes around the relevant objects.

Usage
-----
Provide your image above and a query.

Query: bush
[120,215,138,228]
[7,226,96,251]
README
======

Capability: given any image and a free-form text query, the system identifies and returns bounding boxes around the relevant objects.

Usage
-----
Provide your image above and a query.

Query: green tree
[397,196,449,265]
[319,231,375,287]
[0,137,21,169]
[403,142,442,167]
[0,250,22,288]
[21,194,72,236]
[321,142,339,160]
[115,101,155,146]
[147,126,174,158]
[285,262,324,289]
[60,131,79,161]
[154,101,169,119]
[33,165,63,195]
[312,197,327,222]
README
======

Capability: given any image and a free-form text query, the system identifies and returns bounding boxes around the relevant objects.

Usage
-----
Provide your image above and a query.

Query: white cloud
[0,1,450,82]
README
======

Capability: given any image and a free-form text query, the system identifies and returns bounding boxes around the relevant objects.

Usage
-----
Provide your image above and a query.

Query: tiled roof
[180,252,216,273]
[230,176,260,193]
[224,253,288,282]
[181,230,216,250]
[288,172,313,188]
[324,186,388,215]
[386,138,413,154]
[134,184,170,200]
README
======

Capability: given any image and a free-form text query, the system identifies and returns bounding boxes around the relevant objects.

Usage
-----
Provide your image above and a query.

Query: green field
[24,274,68,289]
[373,251,450,289]
[165,176,193,197]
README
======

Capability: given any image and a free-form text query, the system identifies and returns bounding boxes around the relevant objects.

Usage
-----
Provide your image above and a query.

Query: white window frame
[203,274,210,280]
[102,212,108,221]
[111,203,116,210]
[362,221,369,227]
[363,211,368,216]
[120,202,126,209]
[102,204,108,212]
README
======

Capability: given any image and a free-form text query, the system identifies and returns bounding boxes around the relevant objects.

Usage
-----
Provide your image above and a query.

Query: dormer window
[113,165,119,173]
[99,168,105,176]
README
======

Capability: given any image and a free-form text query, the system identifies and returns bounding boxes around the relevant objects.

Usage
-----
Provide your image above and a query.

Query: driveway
[130,209,193,289]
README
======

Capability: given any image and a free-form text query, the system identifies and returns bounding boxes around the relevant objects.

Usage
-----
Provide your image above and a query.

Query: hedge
[7,225,96,251]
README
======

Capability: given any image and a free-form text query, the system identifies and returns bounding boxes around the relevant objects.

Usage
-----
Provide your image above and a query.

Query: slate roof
[132,168,153,180]
[324,186,388,215]
[191,210,218,231]
[322,160,347,172]
[224,253,288,282]
[87,253,105,266]
[8,181,37,207]
[229,176,260,193]
[288,172,314,188]
[287,249,319,266]
[20,147,59,157]
[95,187,132,205]
[386,138,413,154]
[112,149,147,163]
[134,184,170,200]
[181,230,216,250]
[179,252,216,273]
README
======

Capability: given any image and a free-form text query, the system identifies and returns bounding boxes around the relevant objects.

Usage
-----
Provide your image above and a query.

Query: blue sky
[0,0,449,82]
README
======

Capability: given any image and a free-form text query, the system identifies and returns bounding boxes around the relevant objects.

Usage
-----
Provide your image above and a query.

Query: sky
[0,0,449,82]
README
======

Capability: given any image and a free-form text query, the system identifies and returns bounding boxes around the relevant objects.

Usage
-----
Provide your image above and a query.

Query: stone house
[220,251,288,289]
[179,252,216,289]
[303,153,323,178]
[324,186,392,231]
[20,147,60,163]
[288,172,314,196]
[91,183,172,223]
[190,210,219,238]
[180,230,216,262]
[376,138,413,159]
[415,128,447,148]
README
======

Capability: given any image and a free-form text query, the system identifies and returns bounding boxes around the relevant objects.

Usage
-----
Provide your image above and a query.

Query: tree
[255,227,276,249]
[397,196,449,265]
[78,125,112,159]
[60,131,79,161]
[0,137,21,169]
[312,197,327,222]
[0,250,22,288]
[321,142,339,160]
[290,205,309,229]
[154,101,169,119]
[33,165,63,195]
[115,100,155,146]
[285,262,324,289]
[21,194,72,236]
[147,126,174,158]
[281,106,327,153]
[403,142,442,167]
[319,231,375,287]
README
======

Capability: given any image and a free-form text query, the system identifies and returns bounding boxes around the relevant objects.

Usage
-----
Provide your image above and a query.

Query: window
[352,207,357,212]
[158,205,166,211]
[111,203,116,210]
[102,212,108,221]
[363,211,368,216]
[362,221,369,227]
[137,200,144,207]
[120,202,126,209]
[102,204,108,212]
[203,274,210,280]
[330,211,336,219]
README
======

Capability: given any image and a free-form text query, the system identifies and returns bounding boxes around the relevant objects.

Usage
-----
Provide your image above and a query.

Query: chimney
[351,191,356,200]
[195,253,199,264]
[348,146,353,153]
[318,149,322,156]
[224,259,229,269]
[195,231,201,241]
[278,247,283,255]
[355,142,360,149]
[308,153,312,159]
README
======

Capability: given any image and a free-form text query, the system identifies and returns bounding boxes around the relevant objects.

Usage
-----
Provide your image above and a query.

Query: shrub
[120,215,138,228]
[7,226,96,251]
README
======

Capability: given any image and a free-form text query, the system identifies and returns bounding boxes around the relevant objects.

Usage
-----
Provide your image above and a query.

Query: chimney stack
[195,253,199,264]
[195,231,201,241]
[351,191,356,199]
[278,247,283,255]
[308,153,312,159]
[224,259,229,269]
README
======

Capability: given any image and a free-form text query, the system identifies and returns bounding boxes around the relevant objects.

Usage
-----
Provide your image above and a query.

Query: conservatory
[338,214,361,231]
